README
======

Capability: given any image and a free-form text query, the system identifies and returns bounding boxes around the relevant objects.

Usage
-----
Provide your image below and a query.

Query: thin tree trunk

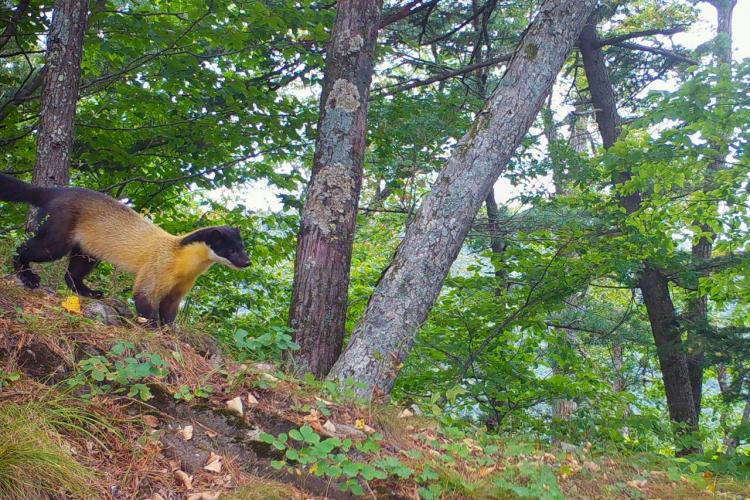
[484,191,507,292]
[579,19,699,437]
[725,395,750,455]
[288,0,384,377]
[612,339,626,393]
[686,0,736,421]
[472,0,507,294]
[327,0,597,397]
[31,0,88,189]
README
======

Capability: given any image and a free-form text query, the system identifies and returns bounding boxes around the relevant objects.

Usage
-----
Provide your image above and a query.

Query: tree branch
[596,26,687,48]
[379,0,436,29]
[377,52,512,95]
[611,41,697,65]
[0,0,32,52]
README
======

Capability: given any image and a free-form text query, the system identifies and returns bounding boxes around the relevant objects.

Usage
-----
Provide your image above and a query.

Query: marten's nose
[236,255,251,268]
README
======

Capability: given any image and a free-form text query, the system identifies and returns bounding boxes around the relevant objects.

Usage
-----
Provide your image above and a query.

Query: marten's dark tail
[0,173,49,206]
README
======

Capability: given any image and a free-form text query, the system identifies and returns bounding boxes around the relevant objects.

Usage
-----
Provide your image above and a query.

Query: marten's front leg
[158,290,183,326]
[134,293,159,327]
[133,270,160,327]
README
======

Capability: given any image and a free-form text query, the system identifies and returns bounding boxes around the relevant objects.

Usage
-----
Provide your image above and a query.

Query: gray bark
[327,0,597,397]
[288,0,384,377]
[31,0,88,188]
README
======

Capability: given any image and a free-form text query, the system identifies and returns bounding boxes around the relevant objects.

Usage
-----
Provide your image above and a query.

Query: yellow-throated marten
[0,173,250,325]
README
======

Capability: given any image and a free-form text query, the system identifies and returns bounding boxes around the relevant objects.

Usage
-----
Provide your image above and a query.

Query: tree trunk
[288,0,384,377]
[725,395,750,456]
[638,265,698,429]
[484,191,507,293]
[327,0,597,397]
[686,0,736,421]
[31,0,88,189]
[579,19,699,436]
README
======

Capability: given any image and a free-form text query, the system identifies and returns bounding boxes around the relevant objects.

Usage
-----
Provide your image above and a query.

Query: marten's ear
[209,228,223,245]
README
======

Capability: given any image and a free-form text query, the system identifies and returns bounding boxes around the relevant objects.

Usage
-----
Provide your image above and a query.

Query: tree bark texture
[327,0,597,397]
[638,265,699,429]
[579,17,699,433]
[686,0,736,421]
[31,0,88,188]
[289,0,384,377]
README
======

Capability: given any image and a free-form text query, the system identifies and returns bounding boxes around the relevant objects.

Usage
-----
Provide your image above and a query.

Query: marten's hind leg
[65,247,102,298]
[14,213,73,289]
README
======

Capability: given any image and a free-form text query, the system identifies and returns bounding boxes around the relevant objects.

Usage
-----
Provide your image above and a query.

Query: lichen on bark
[304,163,356,237]
[327,79,360,112]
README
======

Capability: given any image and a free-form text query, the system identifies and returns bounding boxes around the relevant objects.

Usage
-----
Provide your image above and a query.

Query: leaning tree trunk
[288,0,384,377]
[328,0,597,397]
[579,20,699,436]
[686,0,736,420]
[31,0,88,189]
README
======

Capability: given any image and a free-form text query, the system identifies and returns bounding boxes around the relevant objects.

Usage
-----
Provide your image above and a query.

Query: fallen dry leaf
[143,415,159,428]
[583,460,600,472]
[398,409,413,418]
[626,479,648,490]
[323,420,337,434]
[315,396,334,406]
[253,362,276,373]
[174,470,193,490]
[226,397,243,416]
[204,452,223,473]
[179,425,193,441]
[61,295,82,314]
[479,466,496,478]
[246,393,259,405]
[186,493,220,500]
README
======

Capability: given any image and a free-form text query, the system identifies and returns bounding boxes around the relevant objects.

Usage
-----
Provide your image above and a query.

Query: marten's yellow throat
[0,173,250,325]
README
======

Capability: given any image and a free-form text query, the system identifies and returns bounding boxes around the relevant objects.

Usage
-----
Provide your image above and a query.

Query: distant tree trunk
[288,0,384,377]
[579,20,699,437]
[686,0,736,421]
[725,392,750,455]
[472,1,507,294]
[327,0,597,397]
[484,191,507,292]
[31,0,88,189]
[612,339,626,393]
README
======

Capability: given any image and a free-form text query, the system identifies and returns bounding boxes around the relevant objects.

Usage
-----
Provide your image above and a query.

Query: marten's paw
[17,270,40,289]
[78,288,104,299]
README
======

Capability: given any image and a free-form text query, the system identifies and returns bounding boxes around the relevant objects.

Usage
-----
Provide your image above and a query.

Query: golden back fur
[64,191,217,306]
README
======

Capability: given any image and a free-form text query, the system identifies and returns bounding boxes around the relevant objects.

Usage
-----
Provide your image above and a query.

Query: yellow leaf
[62,295,82,314]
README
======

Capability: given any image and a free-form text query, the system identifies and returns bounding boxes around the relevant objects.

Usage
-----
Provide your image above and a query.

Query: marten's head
[181,226,251,269]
